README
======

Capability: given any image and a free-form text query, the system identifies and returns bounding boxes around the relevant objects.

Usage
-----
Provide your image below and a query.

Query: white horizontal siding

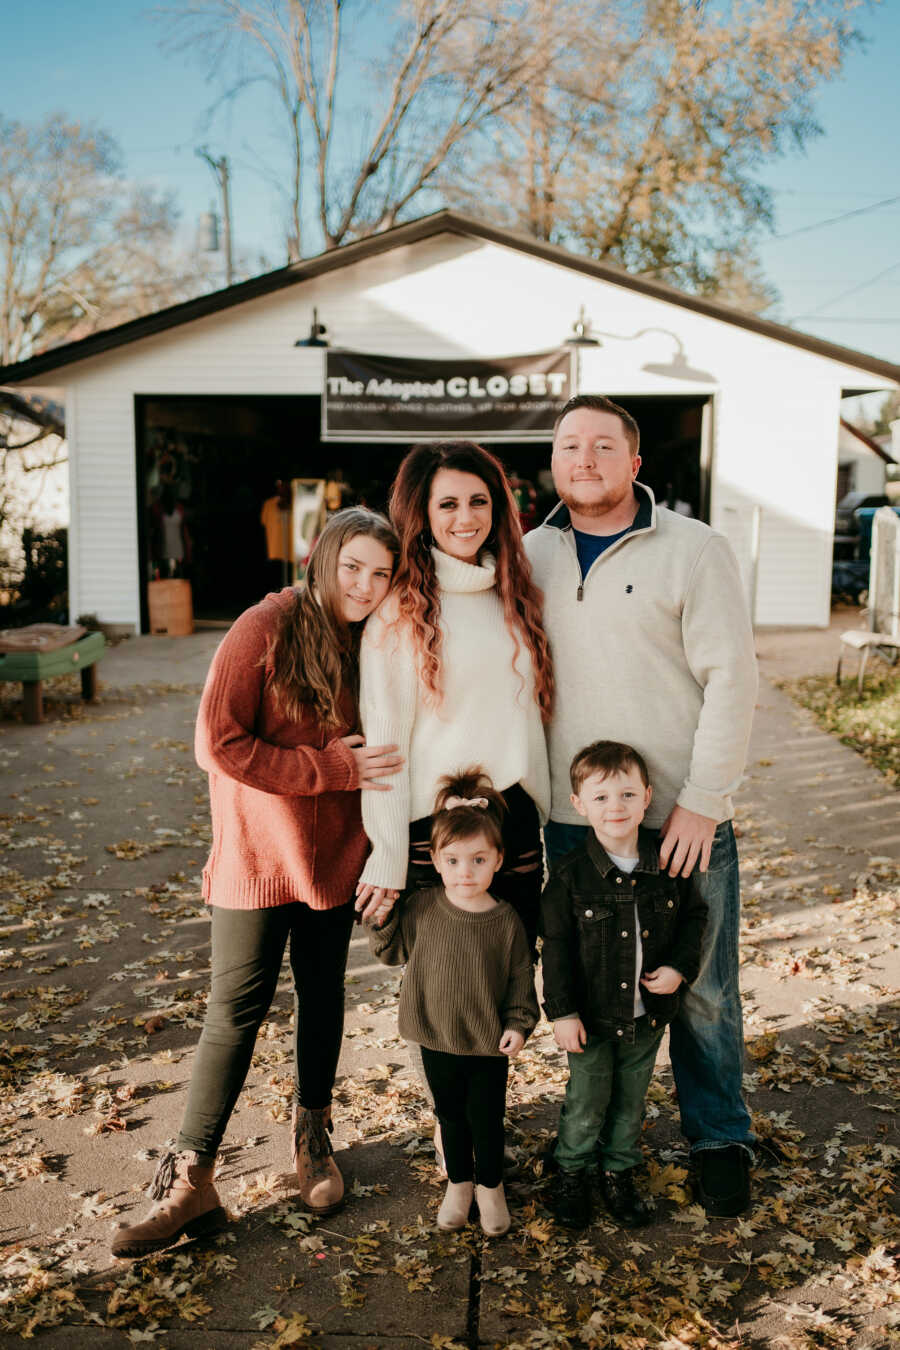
[67,388,140,624]
[754,509,832,627]
[51,234,896,629]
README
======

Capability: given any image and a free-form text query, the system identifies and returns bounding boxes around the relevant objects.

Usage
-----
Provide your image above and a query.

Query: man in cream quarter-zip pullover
[525,394,758,1218]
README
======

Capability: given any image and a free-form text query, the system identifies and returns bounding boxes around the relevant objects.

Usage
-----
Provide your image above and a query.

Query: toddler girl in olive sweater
[369,770,538,1236]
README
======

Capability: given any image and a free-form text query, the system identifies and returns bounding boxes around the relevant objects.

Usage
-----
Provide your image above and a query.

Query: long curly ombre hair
[269,507,398,726]
[389,442,553,720]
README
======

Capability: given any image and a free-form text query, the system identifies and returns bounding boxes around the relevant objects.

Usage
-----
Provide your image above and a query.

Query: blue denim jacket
[540,827,707,1044]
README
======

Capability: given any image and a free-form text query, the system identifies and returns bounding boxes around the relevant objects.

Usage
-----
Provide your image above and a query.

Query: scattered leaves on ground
[777,669,900,783]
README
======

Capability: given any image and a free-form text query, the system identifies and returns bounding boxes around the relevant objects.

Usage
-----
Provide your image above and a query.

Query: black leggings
[176,899,355,1159]
[420,1047,509,1188]
[407,782,542,953]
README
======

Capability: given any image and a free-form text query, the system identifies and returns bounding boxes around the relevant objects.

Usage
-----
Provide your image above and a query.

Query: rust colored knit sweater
[195,588,365,910]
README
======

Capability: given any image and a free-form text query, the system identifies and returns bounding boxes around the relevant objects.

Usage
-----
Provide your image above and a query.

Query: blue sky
[9,0,900,372]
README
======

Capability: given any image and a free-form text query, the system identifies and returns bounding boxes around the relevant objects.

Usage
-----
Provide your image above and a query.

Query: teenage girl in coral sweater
[112,508,402,1259]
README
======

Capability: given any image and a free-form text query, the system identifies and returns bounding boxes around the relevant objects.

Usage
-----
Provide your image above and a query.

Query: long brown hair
[389,441,554,720]
[269,507,398,726]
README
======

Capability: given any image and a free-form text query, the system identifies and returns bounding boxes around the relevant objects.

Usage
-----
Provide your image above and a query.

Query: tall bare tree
[163,0,861,305]
[163,0,561,257]
[0,114,219,366]
[0,114,227,592]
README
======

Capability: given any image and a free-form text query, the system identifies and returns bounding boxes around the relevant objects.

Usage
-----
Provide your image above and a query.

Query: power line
[778,278,900,284]
[772,193,900,240]
[789,316,900,324]
[772,189,900,199]
[791,260,900,320]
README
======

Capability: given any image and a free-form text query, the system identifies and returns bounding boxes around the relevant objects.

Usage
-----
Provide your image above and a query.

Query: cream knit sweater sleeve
[358,602,419,891]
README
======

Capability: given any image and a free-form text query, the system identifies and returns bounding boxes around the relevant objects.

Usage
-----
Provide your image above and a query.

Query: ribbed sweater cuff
[359,849,408,892]
[323,736,360,791]
[675,784,731,822]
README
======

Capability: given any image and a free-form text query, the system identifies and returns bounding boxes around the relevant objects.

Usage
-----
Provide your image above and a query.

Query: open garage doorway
[614,394,710,521]
[488,393,711,528]
[136,394,416,627]
[135,391,709,628]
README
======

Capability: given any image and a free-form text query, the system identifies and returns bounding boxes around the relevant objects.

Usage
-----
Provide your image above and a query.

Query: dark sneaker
[539,1134,593,1177]
[538,1133,559,1175]
[600,1169,654,1228]
[693,1145,751,1217]
[552,1169,590,1229]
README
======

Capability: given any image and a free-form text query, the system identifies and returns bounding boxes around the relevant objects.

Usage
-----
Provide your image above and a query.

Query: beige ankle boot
[476,1182,510,1236]
[437,1180,473,1230]
[111,1151,228,1259]
[292,1104,344,1214]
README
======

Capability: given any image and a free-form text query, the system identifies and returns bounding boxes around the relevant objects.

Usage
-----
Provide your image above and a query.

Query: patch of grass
[777,667,900,784]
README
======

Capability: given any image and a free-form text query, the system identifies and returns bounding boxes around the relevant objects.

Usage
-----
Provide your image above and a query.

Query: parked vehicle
[832,505,900,603]
[835,491,891,537]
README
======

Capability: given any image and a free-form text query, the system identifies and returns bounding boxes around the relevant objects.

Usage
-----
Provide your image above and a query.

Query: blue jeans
[543,819,754,1159]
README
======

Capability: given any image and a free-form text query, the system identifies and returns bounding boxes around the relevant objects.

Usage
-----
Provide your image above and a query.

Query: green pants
[554,1018,665,1174]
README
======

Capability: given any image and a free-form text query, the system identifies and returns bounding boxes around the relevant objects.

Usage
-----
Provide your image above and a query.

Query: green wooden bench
[0,631,106,724]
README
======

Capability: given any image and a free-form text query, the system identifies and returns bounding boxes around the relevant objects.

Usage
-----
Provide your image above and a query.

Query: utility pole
[196,148,234,286]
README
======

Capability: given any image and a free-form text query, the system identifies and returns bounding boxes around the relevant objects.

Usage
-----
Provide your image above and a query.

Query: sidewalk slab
[1,644,896,1348]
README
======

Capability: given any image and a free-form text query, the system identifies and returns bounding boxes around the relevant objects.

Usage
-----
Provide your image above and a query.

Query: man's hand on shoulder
[659,805,716,877]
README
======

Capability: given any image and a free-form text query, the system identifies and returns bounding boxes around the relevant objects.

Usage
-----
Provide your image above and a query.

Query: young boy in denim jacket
[540,740,707,1229]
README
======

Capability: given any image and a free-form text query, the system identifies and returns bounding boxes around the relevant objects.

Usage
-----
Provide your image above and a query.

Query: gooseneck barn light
[295,308,329,347]
[565,312,716,383]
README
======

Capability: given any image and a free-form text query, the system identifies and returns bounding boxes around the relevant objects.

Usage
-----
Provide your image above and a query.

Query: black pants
[420,1047,509,1187]
[176,899,355,1158]
[407,782,542,953]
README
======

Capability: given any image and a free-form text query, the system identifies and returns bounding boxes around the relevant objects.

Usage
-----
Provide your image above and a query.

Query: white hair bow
[444,795,489,810]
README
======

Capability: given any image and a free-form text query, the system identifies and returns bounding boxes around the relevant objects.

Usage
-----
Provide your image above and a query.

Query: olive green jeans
[176,899,355,1159]
[554,1017,665,1174]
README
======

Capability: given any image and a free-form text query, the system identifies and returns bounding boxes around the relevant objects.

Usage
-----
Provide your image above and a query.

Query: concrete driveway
[0,618,896,1347]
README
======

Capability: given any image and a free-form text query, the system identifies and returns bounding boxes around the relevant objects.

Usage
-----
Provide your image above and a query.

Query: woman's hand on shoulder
[341,735,404,790]
[354,883,400,925]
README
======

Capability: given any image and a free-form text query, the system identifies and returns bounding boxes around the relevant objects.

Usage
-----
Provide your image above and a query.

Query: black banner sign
[322,349,575,441]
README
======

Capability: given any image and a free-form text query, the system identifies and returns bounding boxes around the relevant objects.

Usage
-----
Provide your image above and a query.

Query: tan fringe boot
[111,1151,228,1258]
[291,1104,344,1214]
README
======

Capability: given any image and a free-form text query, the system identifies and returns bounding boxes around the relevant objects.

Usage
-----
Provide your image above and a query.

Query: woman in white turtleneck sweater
[354,441,554,951]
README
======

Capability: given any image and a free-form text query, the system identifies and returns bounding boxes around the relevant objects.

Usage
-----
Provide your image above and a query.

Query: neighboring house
[0,209,898,631]
[837,418,897,501]
[0,391,68,595]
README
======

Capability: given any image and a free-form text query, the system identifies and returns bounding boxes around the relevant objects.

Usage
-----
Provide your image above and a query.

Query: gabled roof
[2,209,899,386]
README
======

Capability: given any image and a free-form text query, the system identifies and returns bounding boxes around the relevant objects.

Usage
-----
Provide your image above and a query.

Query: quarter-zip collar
[539,483,656,601]
[542,481,656,536]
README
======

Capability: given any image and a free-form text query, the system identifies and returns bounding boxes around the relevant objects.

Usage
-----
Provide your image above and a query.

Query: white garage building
[1,210,897,632]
